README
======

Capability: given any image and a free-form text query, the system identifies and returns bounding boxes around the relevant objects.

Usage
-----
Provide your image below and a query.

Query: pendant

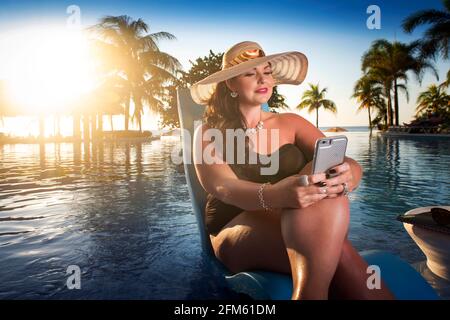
[244,121,264,135]
[245,128,257,135]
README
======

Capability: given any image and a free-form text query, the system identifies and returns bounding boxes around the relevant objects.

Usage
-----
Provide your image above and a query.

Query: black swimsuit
[204,143,308,236]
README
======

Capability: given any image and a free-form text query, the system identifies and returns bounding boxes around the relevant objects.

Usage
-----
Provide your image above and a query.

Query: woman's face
[226,62,275,106]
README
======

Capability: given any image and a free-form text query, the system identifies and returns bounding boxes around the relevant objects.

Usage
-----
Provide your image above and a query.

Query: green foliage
[296,83,337,128]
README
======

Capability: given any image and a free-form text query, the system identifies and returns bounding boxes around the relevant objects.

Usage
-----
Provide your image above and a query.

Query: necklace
[242,109,264,135]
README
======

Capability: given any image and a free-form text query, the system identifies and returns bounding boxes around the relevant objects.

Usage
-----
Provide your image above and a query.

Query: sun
[5,26,97,114]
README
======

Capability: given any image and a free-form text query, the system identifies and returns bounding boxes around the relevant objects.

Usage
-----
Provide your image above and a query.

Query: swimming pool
[0,131,449,299]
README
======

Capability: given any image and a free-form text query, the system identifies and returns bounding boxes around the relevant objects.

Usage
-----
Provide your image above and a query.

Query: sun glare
[5,26,97,114]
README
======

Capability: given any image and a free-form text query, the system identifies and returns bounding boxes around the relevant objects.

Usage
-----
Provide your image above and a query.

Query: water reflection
[0,139,228,299]
[348,134,450,263]
[0,133,449,298]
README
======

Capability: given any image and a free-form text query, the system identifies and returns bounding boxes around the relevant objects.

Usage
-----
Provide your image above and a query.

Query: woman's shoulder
[273,112,309,133]
[278,112,321,133]
[277,112,307,123]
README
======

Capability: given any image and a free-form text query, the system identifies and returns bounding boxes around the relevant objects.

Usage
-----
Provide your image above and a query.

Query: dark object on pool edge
[431,207,450,226]
[397,207,450,234]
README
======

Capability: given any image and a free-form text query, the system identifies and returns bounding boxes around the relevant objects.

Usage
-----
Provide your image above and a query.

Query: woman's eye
[245,71,272,77]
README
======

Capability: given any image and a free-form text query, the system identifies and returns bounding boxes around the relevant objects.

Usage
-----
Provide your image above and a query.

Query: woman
[190,41,394,300]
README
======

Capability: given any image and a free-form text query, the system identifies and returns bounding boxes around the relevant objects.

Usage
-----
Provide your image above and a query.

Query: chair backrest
[176,88,212,255]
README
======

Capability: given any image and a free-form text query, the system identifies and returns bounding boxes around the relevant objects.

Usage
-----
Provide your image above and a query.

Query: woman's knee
[281,195,350,251]
[288,195,350,225]
[211,211,288,274]
[212,224,253,273]
[320,196,351,234]
[321,195,350,217]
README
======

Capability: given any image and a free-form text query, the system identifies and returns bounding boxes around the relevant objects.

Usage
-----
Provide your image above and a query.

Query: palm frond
[402,9,449,33]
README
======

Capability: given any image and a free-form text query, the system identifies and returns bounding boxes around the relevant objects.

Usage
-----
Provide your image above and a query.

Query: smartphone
[312,135,348,177]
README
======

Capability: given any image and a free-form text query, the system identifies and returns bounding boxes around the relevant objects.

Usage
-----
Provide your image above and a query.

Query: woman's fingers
[310,173,327,184]
[326,193,339,199]
[325,170,352,187]
[303,193,328,207]
[296,173,326,187]
[299,184,328,195]
[326,162,353,185]
[327,162,350,176]
[324,183,345,195]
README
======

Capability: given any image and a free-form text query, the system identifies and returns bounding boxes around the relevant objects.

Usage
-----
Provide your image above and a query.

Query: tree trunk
[316,107,319,128]
[368,105,372,132]
[73,113,81,141]
[125,96,130,132]
[387,93,393,127]
[83,114,90,142]
[39,115,45,142]
[394,78,399,126]
[91,114,96,141]
[110,115,114,131]
[97,113,103,140]
[138,114,142,133]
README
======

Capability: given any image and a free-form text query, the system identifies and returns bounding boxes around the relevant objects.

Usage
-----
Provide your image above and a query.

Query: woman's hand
[269,172,329,209]
[322,162,354,199]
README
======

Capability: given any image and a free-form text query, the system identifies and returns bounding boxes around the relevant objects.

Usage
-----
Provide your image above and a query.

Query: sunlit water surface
[0,131,449,299]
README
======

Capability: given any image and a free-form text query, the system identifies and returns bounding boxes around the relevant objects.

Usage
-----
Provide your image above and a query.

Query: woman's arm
[194,124,282,211]
[194,122,330,210]
[285,113,363,193]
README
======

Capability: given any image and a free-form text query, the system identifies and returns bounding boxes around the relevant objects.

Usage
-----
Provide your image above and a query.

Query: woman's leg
[210,209,291,275]
[211,160,394,299]
[281,196,350,299]
[329,238,395,299]
[280,160,350,299]
[212,209,393,299]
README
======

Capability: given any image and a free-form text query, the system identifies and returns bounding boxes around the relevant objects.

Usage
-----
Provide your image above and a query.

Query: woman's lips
[255,88,268,94]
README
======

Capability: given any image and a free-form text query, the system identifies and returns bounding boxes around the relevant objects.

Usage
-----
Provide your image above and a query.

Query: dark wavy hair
[202,80,250,163]
[203,81,242,129]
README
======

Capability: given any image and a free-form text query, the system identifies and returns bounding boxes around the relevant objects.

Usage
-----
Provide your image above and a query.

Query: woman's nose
[257,72,267,83]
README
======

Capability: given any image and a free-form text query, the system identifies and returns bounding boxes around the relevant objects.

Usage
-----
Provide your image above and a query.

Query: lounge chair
[176,87,439,300]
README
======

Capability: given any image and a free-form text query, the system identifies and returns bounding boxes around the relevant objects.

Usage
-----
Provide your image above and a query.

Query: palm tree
[415,84,450,117]
[268,87,289,111]
[361,39,438,126]
[352,76,387,132]
[91,15,181,132]
[440,69,450,88]
[402,0,450,60]
[362,68,393,127]
[296,83,337,128]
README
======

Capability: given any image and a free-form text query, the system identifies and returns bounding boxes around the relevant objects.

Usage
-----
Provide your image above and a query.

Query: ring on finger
[342,182,349,196]
[299,175,309,186]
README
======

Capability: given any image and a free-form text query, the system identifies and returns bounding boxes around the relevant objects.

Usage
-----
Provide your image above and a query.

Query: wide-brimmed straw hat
[189,41,308,105]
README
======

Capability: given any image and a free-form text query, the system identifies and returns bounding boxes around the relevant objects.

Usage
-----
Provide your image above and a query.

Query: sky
[0,0,449,134]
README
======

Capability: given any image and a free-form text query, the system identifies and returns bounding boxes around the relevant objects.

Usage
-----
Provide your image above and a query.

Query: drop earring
[230,91,238,98]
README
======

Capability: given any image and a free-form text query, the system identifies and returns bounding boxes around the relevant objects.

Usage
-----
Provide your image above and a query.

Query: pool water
[0,132,449,299]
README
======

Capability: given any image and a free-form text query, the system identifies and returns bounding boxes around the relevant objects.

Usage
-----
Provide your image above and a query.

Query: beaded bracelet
[258,182,272,212]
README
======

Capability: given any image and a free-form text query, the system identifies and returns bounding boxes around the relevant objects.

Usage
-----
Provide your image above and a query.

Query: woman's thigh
[210,197,350,276]
[210,209,291,274]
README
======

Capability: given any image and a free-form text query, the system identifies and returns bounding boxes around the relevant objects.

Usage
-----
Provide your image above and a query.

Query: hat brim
[189,51,308,105]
